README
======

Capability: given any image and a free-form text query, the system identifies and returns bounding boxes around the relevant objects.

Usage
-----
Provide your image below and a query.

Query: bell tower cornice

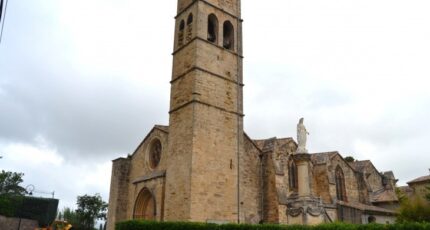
[175,0,243,21]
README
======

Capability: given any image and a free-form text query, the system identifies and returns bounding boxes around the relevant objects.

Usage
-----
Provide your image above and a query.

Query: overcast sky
[1,0,429,210]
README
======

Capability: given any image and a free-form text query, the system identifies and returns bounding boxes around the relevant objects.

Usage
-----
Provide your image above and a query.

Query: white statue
[296,118,309,153]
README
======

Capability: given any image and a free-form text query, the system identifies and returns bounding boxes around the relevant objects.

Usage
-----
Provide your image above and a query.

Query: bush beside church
[116,220,430,230]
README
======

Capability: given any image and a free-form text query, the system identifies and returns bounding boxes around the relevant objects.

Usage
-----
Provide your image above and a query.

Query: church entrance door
[133,188,156,220]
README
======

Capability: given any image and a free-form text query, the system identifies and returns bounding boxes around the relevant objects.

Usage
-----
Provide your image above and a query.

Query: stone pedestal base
[286,196,328,225]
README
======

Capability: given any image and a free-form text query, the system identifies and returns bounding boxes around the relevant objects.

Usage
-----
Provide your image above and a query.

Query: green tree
[0,170,26,216]
[61,207,81,228]
[344,156,355,163]
[0,170,26,195]
[395,187,408,204]
[76,194,108,230]
[397,196,430,223]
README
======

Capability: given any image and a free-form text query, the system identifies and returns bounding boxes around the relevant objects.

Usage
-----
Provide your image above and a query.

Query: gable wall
[328,155,360,203]
[364,164,384,192]
[126,129,169,220]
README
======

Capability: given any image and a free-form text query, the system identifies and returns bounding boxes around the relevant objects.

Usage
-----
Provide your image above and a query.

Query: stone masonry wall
[262,150,280,223]
[107,158,131,230]
[126,128,169,220]
[312,164,332,204]
[164,106,194,221]
[240,136,262,224]
[166,0,243,223]
[177,0,240,18]
[411,182,430,203]
[365,165,384,193]
[189,104,240,222]
[328,155,360,203]
[0,215,38,230]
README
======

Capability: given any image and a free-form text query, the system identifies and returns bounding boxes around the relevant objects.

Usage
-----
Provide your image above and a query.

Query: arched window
[223,21,234,50]
[289,161,298,191]
[186,14,193,42]
[187,13,193,25]
[335,166,347,201]
[207,14,218,43]
[133,188,156,220]
[178,20,185,46]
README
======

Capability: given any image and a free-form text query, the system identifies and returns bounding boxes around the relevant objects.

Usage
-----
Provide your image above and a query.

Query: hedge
[17,196,59,227]
[116,221,430,230]
[0,195,59,227]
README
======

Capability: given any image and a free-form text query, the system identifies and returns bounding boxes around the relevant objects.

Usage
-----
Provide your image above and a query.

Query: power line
[0,0,9,45]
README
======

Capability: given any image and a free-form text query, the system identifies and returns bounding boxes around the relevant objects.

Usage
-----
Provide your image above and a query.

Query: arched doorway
[133,188,156,220]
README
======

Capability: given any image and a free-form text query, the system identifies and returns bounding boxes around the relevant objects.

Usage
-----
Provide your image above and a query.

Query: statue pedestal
[286,196,327,225]
[296,148,308,154]
[293,154,311,197]
[286,153,328,225]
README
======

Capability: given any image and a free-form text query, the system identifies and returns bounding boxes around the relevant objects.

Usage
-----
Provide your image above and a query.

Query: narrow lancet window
[335,166,347,201]
[289,161,298,191]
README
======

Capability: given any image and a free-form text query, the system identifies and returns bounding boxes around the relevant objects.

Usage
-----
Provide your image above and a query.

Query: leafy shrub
[397,196,430,223]
[0,194,23,217]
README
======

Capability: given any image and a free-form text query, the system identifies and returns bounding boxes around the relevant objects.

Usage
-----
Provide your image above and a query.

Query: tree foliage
[75,194,108,230]
[0,170,26,217]
[344,156,355,163]
[397,196,430,223]
[0,170,26,195]
[426,186,430,202]
[60,207,81,228]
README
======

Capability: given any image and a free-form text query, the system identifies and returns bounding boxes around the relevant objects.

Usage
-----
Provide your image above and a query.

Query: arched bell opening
[207,14,218,44]
[223,21,234,50]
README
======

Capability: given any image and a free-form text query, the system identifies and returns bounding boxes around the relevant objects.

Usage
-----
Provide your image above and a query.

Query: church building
[107,1,399,229]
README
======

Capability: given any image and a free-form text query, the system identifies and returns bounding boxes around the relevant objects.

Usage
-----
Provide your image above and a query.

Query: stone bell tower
[164,0,244,223]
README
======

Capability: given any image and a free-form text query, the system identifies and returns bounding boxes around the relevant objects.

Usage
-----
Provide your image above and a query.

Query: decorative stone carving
[307,206,325,217]
[287,207,304,217]
[292,153,311,162]
[296,118,309,154]
[286,196,327,223]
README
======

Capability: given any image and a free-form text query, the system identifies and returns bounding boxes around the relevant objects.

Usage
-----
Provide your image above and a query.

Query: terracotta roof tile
[407,175,430,184]
[371,189,399,203]
[337,201,397,215]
